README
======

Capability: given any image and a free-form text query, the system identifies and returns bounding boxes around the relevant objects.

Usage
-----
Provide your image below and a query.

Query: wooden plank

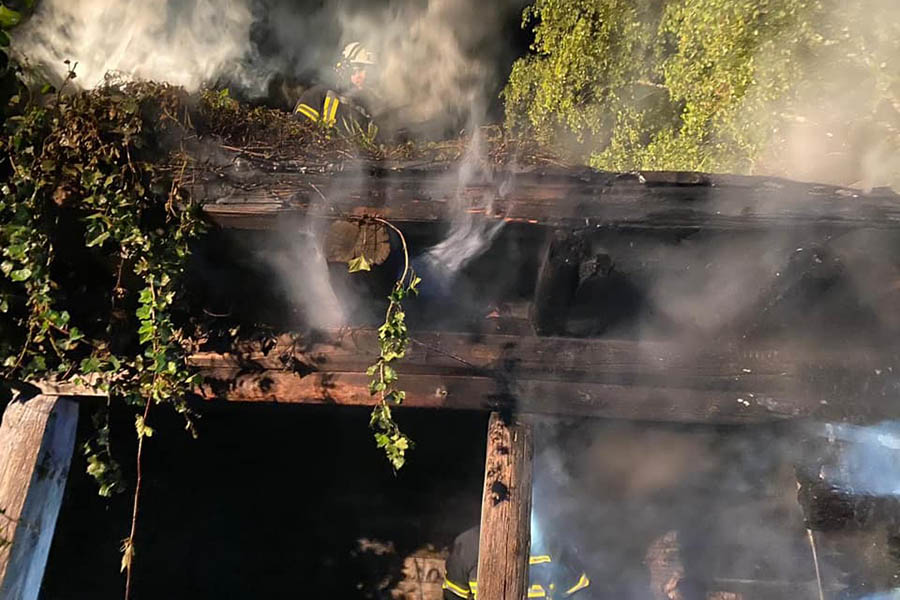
[189,330,900,422]
[198,369,832,424]
[476,412,533,600]
[195,366,892,424]
[194,167,900,231]
[188,330,863,380]
[0,396,78,600]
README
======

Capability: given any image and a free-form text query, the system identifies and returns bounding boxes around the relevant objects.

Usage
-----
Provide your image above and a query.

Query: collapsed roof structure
[3,89,900,598]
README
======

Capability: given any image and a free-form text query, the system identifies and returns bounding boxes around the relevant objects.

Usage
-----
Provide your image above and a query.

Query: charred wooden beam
[476,412,533,600]
[195,369,804,423]
[193,164,900,231]
[189,331,900,423]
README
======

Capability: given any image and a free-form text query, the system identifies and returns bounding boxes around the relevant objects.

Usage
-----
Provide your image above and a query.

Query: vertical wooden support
[477,412,534,600]
[0,396,78,600]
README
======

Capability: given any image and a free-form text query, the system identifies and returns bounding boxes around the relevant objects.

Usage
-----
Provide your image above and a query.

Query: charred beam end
[477,412,533,600]
[531,230,590,335]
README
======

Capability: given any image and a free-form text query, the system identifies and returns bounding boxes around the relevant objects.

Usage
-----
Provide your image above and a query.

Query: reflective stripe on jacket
[442,526,590,599]
[294,85,371,133]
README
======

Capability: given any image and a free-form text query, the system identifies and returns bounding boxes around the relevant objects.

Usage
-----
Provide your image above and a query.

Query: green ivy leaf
[409,275,422,294]
[347,254,371,273]
[9,267,31,282]
[135,414,154,439]
[137,321,154,344]
[80,356,102,374]
[0,6,22,29]
[86,231,110,247]
[390,454,406,470]
[5,244,25,260]
[0,30,9,47]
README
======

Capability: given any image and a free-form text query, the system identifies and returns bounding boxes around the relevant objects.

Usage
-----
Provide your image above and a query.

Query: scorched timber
[193,162,900,231]
[189,331,900,424]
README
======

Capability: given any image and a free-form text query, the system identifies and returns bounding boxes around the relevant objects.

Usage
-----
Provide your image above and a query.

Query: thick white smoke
[758,1,900,191]
[337,0,497,127]
[338,0,523,282]
[13,0,268,92]
[12,0,518,126]
[420,129,507,283]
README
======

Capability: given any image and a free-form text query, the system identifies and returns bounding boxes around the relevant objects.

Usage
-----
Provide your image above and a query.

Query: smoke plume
[12,0,523,125]
[12,0,265,91]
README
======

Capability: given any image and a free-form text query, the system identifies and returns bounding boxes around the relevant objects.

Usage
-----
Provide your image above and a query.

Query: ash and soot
[7,1,900,599]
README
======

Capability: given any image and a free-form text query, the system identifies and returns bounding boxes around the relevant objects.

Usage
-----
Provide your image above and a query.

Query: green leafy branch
[347,217,421,470]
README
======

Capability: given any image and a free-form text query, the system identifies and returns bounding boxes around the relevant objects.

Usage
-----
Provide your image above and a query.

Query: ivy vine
[1,18,423,596]
[347,217,420,471]
[0,63,204,596]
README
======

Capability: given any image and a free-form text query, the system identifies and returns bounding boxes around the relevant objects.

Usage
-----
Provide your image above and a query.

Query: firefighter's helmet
[337,42,376,69]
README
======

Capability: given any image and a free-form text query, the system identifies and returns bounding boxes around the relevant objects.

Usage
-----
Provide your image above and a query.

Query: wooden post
[477,412,534,600]
[0,395,78,600]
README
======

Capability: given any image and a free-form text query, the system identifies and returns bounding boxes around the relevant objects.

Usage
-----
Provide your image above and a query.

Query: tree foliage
[505,0,900,186]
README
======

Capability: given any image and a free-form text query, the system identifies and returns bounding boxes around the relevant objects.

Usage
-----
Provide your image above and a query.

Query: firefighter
[443,525,592,599]
[293,42,378,135]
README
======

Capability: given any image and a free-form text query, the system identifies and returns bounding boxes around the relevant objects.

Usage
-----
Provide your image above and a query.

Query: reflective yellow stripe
[322,96,332,123]
[295,103,319,121]
[529,554,552,565]
[442,578,469,598]
[565,573,590,595]
[466,581,545,598]
[328,96,339,124]
[296,103,318,119]
[322,92,339,126]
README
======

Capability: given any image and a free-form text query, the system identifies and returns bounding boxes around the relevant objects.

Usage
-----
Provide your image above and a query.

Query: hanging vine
[347,217,421,471]
[0,62,204,597]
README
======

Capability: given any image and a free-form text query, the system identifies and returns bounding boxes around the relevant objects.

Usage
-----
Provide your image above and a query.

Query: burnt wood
[190,331,900,423]
[193,161,900,231]
[530,230,589,335]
